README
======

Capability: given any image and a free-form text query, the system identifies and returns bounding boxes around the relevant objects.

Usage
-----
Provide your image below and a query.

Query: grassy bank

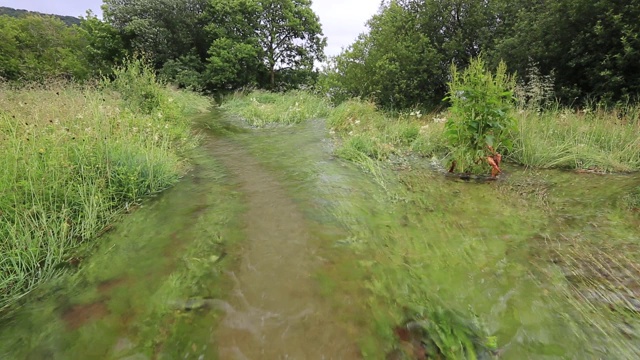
[220,90,640,358]
[0,60,210,312]
[222,90,640,174]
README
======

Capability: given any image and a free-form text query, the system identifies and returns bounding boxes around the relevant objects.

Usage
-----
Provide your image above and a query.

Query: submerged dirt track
[207,137,359,359]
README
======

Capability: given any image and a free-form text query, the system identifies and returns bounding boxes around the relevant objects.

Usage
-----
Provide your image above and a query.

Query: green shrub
[444,57,516,174]
[107,58,168,115]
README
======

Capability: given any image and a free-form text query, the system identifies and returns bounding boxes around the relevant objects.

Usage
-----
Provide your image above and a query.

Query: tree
[321,0,508,109]
[206,0,326,89]
[102,0,209,67]
[495,0,640,104]
[79,12,127,76]
[0,15,90,81]
[0,15,21,80]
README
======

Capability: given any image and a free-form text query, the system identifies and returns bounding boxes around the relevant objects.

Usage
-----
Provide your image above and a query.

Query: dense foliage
[0,1,326,92]
[321,0,640,109]
[0,15,91,81]
[444,58,516,175]
[102,0,326,91]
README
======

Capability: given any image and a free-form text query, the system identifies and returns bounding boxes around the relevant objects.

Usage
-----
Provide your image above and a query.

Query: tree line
[1,0,639,109]
[0,0,325,91]
[321,0,640,109]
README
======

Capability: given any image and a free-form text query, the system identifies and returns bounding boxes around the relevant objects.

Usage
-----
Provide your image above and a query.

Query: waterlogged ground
[1,111,639,359]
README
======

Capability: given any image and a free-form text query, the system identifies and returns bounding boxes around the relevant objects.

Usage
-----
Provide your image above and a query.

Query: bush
[444,57,516,174]
[108,58,169,115]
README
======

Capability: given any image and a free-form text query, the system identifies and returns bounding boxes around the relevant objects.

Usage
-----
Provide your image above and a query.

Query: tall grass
[0,60,210,312]
[221,90,639,173]
[511,107,640,172]
[221,90,330,126]
[329,100,448,162]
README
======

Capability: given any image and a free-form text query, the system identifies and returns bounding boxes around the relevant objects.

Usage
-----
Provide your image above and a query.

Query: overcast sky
[0,0,381,57]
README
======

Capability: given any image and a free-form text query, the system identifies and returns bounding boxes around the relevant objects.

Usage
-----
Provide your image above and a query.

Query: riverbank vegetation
[222,85,640,174]
[0,59,210,312]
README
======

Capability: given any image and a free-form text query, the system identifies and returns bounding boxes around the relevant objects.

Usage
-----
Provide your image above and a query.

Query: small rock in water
[113,337,135,354]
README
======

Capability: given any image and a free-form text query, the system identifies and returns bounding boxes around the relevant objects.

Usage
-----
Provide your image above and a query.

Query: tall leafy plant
[444,57,516,176]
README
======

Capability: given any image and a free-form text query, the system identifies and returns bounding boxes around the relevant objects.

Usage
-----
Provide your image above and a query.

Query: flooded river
[1,111,639,359]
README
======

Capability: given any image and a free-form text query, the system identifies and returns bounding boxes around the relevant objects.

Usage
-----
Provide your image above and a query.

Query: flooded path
[206,137,357,358]
[1,111,639,359]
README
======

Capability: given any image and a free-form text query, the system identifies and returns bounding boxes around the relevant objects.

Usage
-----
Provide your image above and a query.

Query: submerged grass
[0,60,211,312]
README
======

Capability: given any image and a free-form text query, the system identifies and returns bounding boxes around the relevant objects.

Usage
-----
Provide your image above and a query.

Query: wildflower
[38,148,45,154]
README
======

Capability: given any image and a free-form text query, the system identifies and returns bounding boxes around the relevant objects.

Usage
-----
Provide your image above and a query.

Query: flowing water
[1,111,639,359]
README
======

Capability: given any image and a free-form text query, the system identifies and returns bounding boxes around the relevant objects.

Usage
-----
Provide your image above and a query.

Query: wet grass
[0,134,245,359]
[512,106,640,172]
[0,61,211,313]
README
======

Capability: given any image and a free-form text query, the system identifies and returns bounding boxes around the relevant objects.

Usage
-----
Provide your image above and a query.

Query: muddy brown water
[206,138,358,359]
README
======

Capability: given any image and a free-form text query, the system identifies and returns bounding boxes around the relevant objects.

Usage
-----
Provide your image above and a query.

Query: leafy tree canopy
[206,0,326,90]
[0,15,90,81]
[324,0,640,109]
[102,0,209,67]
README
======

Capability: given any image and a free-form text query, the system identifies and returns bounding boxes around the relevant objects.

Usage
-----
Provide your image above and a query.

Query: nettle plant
[444,57,516,176]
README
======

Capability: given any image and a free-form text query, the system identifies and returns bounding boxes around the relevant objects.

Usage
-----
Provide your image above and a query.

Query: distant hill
[0,6,81,26]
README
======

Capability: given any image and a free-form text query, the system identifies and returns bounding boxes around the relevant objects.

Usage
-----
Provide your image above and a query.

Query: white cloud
[311,0,381,56]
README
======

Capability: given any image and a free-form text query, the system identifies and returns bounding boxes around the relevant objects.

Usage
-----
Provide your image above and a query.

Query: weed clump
[444,57,516,176]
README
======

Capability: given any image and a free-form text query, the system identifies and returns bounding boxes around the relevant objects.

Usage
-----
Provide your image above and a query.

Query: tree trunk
[270,66,275,89]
